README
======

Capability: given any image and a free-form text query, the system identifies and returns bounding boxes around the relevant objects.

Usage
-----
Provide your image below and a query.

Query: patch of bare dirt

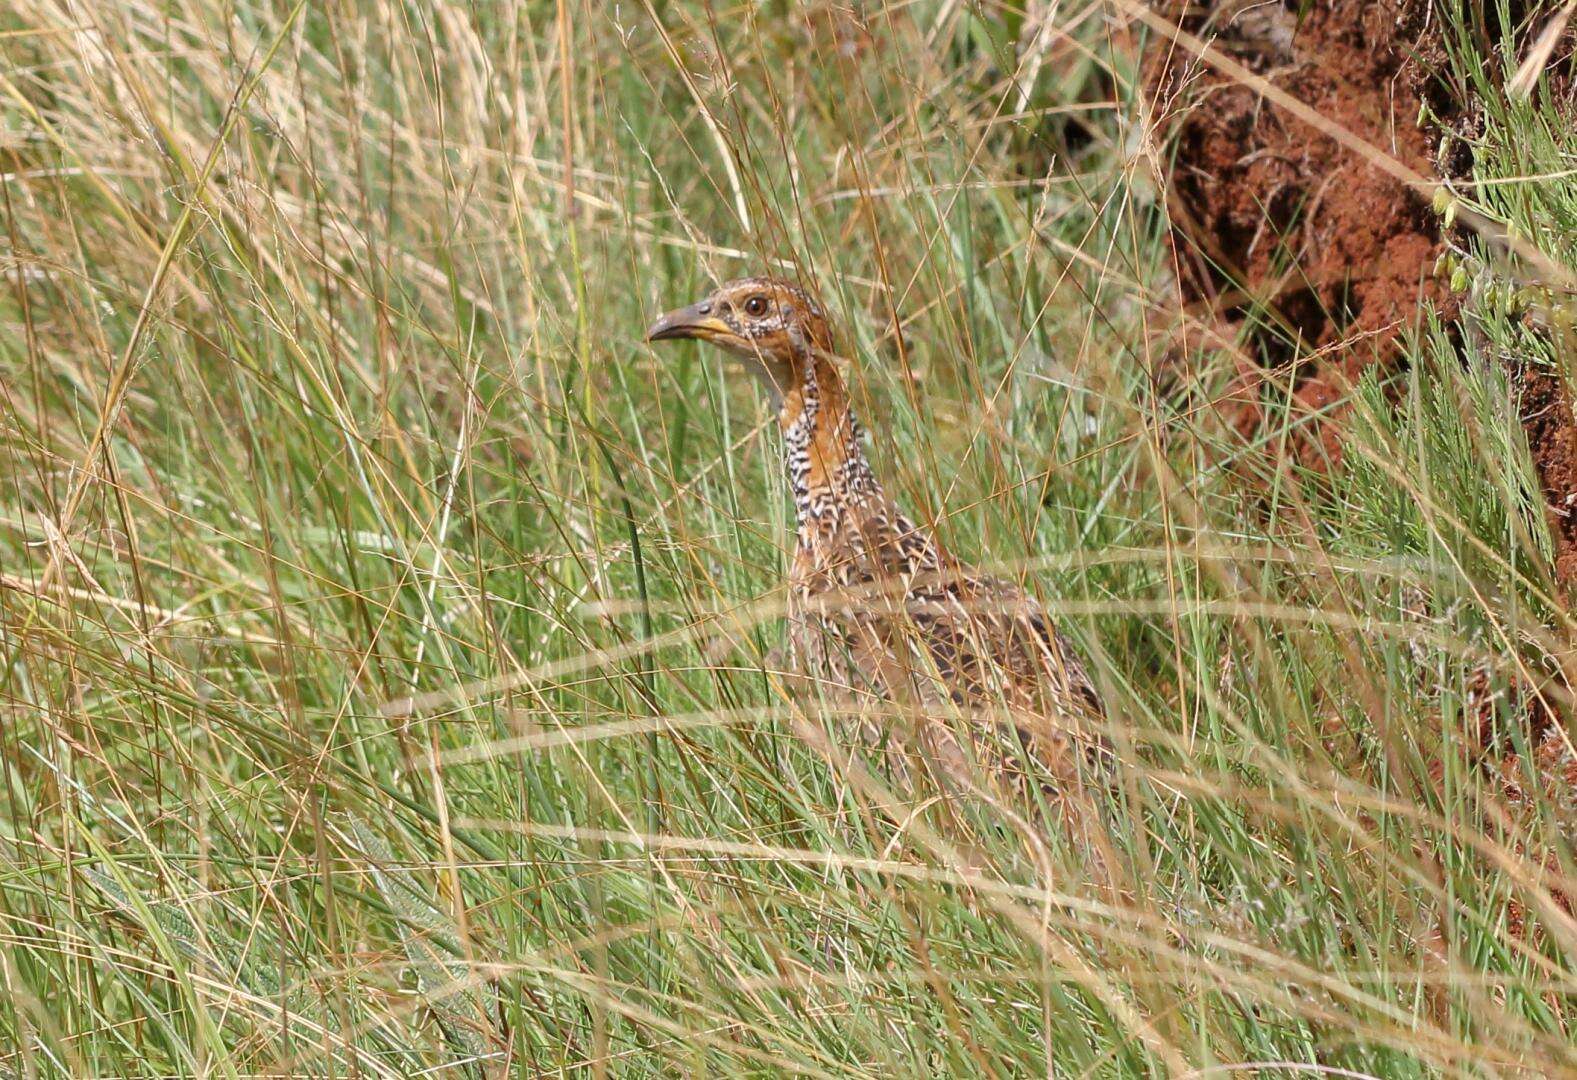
[1146,0,1454,466]
[1516,362,1577,583]
[1149,1,1577,593]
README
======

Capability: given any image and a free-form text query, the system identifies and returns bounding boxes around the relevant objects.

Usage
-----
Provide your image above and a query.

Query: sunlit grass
[0,0,1572,1075]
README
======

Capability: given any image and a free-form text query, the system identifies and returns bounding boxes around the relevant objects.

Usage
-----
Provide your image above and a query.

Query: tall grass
[0,1,1572,1074]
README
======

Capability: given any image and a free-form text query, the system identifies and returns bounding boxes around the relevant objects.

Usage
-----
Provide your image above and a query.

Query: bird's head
[647,276,833,400]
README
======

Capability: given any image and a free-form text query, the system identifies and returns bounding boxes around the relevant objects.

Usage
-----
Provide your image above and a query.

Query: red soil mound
[1148,1,1577,588]
[1146,0,1453,465]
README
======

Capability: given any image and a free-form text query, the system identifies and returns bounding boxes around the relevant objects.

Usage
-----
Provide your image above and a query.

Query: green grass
[0,1,1573,1075]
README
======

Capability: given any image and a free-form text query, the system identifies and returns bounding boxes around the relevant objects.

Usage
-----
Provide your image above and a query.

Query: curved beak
[647,302,733,345]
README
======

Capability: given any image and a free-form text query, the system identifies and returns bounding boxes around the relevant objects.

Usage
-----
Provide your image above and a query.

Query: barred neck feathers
[780,352,880,532]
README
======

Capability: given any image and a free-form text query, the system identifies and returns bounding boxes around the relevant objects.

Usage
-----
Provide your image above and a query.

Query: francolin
[648,276,1107,794]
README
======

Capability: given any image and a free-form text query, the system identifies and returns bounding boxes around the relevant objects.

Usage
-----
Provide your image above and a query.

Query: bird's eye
[743,295,769,317]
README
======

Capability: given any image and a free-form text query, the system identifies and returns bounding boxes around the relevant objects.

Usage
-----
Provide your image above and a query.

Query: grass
[0,0,1573,1075]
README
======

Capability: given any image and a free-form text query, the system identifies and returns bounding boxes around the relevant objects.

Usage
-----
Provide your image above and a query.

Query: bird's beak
[647,302,733,345]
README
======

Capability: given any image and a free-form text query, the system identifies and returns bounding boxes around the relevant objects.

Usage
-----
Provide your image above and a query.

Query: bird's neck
[779,354,881,534]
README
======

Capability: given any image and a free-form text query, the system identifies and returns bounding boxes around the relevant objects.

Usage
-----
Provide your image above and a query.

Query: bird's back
[787,488,1106,790]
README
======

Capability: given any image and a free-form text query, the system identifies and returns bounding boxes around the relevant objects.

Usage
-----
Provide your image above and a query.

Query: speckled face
[647,276,832,365]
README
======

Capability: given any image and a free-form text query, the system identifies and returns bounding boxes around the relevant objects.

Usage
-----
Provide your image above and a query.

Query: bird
[647,275,1108,796]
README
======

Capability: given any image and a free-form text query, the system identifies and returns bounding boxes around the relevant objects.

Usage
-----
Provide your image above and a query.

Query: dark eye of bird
[744,295,768,317]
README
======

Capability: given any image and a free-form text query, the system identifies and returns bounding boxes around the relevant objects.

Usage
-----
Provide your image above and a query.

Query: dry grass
[0,0,1573,1075]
